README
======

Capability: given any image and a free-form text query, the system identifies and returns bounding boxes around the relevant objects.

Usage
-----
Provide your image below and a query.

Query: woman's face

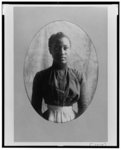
[50,37,71,65]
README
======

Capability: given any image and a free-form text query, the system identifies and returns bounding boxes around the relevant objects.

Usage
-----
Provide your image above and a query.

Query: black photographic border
[2,1,120,148]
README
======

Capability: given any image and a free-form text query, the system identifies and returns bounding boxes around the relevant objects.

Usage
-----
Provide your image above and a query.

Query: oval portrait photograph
[24,20,98,123]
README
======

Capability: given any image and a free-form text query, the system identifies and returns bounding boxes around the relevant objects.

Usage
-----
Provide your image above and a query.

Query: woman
[31,32,88,123]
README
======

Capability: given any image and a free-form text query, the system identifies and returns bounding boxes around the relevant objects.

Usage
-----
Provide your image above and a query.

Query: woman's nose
[60,48,65,55]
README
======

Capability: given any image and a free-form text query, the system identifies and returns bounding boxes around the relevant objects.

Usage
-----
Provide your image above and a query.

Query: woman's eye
[64,46,68,50]
[54,46,68,52]
[54,46,60,51]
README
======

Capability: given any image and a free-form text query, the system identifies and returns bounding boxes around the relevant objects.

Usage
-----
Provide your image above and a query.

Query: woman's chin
[59,61,67,65]
[55,60,67,65]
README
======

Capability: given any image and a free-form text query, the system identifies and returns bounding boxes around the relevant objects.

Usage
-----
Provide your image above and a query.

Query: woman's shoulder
[34,67,52,81]
[68,67,82,82]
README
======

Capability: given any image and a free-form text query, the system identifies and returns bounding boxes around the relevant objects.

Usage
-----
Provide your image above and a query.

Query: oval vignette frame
[23,20,99,122]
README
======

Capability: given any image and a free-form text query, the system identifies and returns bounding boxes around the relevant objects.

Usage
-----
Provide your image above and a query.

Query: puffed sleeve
[31,72,43,116]
[72,70,87,117]
[76,69,98,118]
[76,72,88,117]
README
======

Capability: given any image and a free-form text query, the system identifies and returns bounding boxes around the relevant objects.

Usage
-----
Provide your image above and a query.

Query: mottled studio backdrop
[14,6,107,142]
[24,21,98,106]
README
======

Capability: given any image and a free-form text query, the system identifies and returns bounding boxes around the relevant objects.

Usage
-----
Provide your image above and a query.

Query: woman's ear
[49,47,54,55]
[49,48,52,54]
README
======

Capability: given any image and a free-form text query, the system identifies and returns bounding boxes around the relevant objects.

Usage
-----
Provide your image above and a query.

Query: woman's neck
[52,61,67,70]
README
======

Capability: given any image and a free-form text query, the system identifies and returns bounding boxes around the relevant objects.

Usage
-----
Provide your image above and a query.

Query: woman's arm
[76,69,98,118]
[76,72,88,118]
[31,73,43,116]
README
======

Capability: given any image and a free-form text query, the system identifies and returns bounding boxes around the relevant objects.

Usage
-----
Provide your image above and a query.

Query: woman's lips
[60,55,66,58]
[60,57,66,61]
[55,55,67,61]
[60,57,65,59]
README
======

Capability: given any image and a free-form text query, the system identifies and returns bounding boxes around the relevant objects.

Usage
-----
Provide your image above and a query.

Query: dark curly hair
[48,32,71,52]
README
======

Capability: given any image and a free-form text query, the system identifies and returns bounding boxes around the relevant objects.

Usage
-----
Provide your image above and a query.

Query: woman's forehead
[55,37,71,46]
